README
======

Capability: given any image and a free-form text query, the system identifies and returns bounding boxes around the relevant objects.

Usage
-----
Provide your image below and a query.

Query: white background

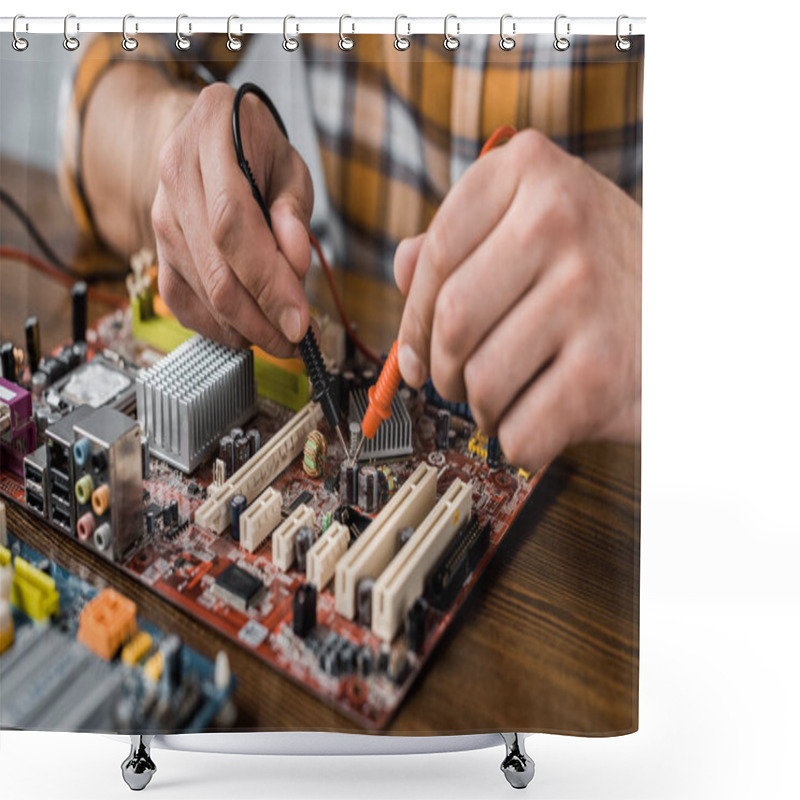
[2,1,799,798]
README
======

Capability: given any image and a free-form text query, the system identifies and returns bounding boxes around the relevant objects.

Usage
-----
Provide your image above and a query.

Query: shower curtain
[0,25,643,738]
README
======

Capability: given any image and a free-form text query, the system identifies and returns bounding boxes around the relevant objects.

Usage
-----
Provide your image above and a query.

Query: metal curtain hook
[176,14,190,50]
[616,14,632,51]
[63,14,80,51]
[283,15,299,51]
[12,14,28,52]
[499,14,516,51]
[339,15,354,51]
[554,14,570,51]
[122,14,138,51]
[227,15,242,51]
[444,14,460,51]
[394,15,410,51]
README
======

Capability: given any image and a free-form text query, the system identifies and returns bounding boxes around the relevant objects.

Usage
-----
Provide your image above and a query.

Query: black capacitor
[219,435,234,477]
[168,499,179,525]
[146,510,156,534]
[25,316,41,371]
[141,436,150,479]
[487,436,501,469]
[377,643,391,674]
[358,465,379,513]
[0,342,15,382]
[294,526,315,572]
[405,597,429,654]
[435,408,451,450]
[234,435,250,471]
[361,368,376,387]
[229,427,244,442]
[71,281,88,343]
[340,461,358,505]
[356,647,374,678]
[356,576,374,627]
[293,583,317,638]
[230,493,247,542]
[337,644,356,675]
[246,428,261,457]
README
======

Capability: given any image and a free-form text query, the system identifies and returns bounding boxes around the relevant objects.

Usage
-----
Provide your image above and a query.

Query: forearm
[81,62,198,257]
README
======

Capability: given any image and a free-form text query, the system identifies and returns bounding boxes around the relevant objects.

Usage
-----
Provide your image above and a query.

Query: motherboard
[0,287,543,730]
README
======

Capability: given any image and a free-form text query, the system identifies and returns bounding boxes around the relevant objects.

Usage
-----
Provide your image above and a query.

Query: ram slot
[195,401,323,533]
[306,521,349,589]
[239,487,282,553]
[334,463,437,620]
[272,504,314,571]
[371,478,473,642]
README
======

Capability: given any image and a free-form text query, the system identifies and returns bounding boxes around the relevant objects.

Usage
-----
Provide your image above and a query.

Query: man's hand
[394,129,641,472]
[151,83,314,355]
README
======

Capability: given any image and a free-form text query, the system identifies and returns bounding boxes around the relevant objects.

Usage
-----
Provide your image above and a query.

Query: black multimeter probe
[232,82,347,453]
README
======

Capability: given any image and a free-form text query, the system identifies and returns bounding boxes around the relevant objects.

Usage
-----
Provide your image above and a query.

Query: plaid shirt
[61,33,643,282]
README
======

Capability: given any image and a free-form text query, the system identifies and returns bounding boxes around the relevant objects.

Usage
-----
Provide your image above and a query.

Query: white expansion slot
[306,521,349,589]
[272,504,314,572]
[334,463,437,620]
[371,478,473,642]
[194,401,323,533]
[239,487,282,553]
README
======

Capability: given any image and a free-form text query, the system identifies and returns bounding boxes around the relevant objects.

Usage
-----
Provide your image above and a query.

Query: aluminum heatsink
[349,387,412,462]
[136,336,257,473]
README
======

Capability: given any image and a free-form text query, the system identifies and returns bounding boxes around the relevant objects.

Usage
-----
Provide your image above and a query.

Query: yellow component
[10,557,60,622]
[91,484,110,516]
[131,292,310,410]
[121,630,153,666]
[143,651,164,683]
[468,429,488,460]
[517,468,532,481]
[0,545,10,568]
[77,588,137,661]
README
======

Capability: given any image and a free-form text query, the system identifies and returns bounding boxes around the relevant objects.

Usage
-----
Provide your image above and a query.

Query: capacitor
[339,461,358,505]
[219,435,234,477]
[358,465,379,513]
[356,647,374,678]
[361,368,376,387]
[294,526,315,572]
[397,526,415,549]
[234,435,250,471]
[167,499,179,526]
[0,343,15,382]
[377,643,391,674]
[145,510,156,534]
[24,316,41,372]
[229,427,244,443]
[356,576,375,627]
[435,408,451,450]
[230,493,247,542]
[487,436,501,469]
[246,428,261,457]
[71,281,88,344]
[337,644,356,675]
[141,436,150,479]
[31,371,46,401]
[405,597,429,655]
[292,583,317,638]
[302,430,327,478]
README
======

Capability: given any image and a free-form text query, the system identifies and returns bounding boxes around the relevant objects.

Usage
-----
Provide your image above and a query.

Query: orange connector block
[77,587,137,661]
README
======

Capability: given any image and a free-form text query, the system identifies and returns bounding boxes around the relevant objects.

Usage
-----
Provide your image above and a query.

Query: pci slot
[239,487,282,553]
[372,478,473,642]
[195,402,323,533]
[334,463,437,620]
[272,504,314,572]
[306,521,349,589]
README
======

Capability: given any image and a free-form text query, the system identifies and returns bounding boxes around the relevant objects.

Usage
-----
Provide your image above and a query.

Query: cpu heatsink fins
[136,336,257,473]
[349,388,412,462]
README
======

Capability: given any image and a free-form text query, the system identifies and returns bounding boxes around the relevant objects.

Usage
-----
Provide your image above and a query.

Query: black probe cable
[231,82,347,453]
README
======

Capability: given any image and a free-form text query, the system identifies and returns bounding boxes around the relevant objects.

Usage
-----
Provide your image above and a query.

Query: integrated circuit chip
[212,563,264,611]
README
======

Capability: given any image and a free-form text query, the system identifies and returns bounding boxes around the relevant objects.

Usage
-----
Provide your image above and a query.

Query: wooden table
[1,157,639,736]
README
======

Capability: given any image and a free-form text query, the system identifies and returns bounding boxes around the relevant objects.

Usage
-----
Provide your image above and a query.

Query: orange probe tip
[361,341,401,440]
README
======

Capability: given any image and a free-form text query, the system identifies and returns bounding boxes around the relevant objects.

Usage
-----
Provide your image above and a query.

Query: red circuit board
[0,312,543,729]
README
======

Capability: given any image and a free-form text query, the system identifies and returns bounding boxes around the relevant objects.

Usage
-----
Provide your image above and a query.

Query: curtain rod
[0,15,646,37]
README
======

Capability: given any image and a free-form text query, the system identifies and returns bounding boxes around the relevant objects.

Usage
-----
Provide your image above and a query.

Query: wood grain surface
[1,158,639,735]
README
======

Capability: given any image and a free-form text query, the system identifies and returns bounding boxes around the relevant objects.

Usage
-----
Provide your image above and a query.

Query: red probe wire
[356,125,518,452]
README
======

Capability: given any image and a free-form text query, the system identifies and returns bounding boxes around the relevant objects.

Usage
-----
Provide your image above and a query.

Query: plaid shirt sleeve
[303,34,643,281]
